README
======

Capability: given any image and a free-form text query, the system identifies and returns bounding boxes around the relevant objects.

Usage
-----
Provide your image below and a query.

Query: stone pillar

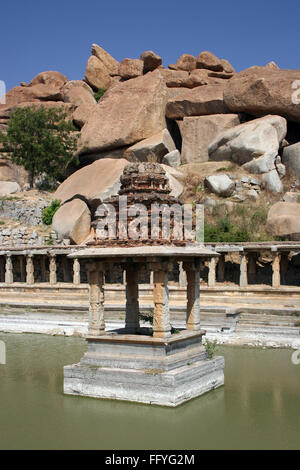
[49,255,57,285]
[183,260,201,331]
[150,271,154,285]
[87,262,106,336]
[247,253,257,284]
[239,253,248,288]
[272,252,281,288]
[26,254,34,285]
[217,254,225,283]
[150,261,172,338]
[208,257,216,287]
[125,264,140,333]
[179,261,187,287]
[5,254,13,284]
[73,258,80,285]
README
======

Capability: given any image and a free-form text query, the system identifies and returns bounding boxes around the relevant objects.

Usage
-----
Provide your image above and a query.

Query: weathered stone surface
[197,51,223,71]
[204,174,235,197]
[79,70,167,154]
[140,51,162,73]
[176,54,197,72]
[220,59,235,74]
[282,142,300,179]
[283,192,300,203]
[243,152,277,174]
[85,56,111,91]
[30,71,68,88]
[262,169,283,193]
[224,67,300,122]
[54,158,129,208]
[124,129,176,162]
[0,157,30,187]
[52,199,91,245]
[208,115,287,165]
[0,83,63,109]
[160,165,184,197]
[119,59,144,79]
[0,181,21,195]
[162,149,181,167]
[267,202,300,239]
[72,102,97,129]
[62,81,96,107]
[181,114,240,163]
[91,44,119,75]
[265,61,279,70]
[166,84,227,119]
[161,69,190,88]
[185,69,225,88]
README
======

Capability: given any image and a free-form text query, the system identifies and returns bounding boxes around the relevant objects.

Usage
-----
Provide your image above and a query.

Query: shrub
[203,339,218,359]
[42,200,61,225]
[94,89,106,102]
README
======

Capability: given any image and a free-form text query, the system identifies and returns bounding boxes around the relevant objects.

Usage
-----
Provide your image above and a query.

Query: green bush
[94,89,107,102]
[203,339,218,359]
[42,200,61,225]
[204,214,251,242]
[204,204,272,242]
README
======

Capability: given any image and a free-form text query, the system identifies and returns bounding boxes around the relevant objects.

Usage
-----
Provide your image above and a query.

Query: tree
[0,106,79,188]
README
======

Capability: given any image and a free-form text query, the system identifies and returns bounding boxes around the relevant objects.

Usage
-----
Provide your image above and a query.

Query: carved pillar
[150,261,172,338]
[247,253,257,284]
[5,254,13,284]
[217,254,225,283]
[26,254,34,284]
[272,252,281,288]
[73,258,80,285]
[239,253,248,288]
[125,264,140,333]
[49,255,57,285]
[183,260,201,331]
[87,262,106,336]
[179,261,187,287]
[208,257,216,287]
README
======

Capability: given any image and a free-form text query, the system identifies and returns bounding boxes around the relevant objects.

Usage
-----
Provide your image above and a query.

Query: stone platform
[64,329,224,407]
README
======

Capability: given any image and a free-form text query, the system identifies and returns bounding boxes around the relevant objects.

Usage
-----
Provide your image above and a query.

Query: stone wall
[0,197,48,225]
[0,197,61,246]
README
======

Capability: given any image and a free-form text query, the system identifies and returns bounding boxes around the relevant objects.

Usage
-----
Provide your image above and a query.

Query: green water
[0,333,299,450]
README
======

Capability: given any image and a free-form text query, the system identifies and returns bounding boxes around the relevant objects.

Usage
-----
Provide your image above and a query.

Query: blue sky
[1,0,300,91]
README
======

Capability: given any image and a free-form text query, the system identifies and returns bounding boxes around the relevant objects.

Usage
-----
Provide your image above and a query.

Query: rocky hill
[0,46,300,244]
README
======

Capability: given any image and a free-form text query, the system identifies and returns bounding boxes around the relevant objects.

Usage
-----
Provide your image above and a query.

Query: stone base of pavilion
[64,328,224,407]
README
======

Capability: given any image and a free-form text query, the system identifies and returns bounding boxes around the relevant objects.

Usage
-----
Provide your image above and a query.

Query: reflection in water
[0,334,299,450]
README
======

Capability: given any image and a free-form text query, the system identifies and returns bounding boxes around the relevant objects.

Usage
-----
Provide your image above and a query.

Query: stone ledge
[64,356,224,407]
